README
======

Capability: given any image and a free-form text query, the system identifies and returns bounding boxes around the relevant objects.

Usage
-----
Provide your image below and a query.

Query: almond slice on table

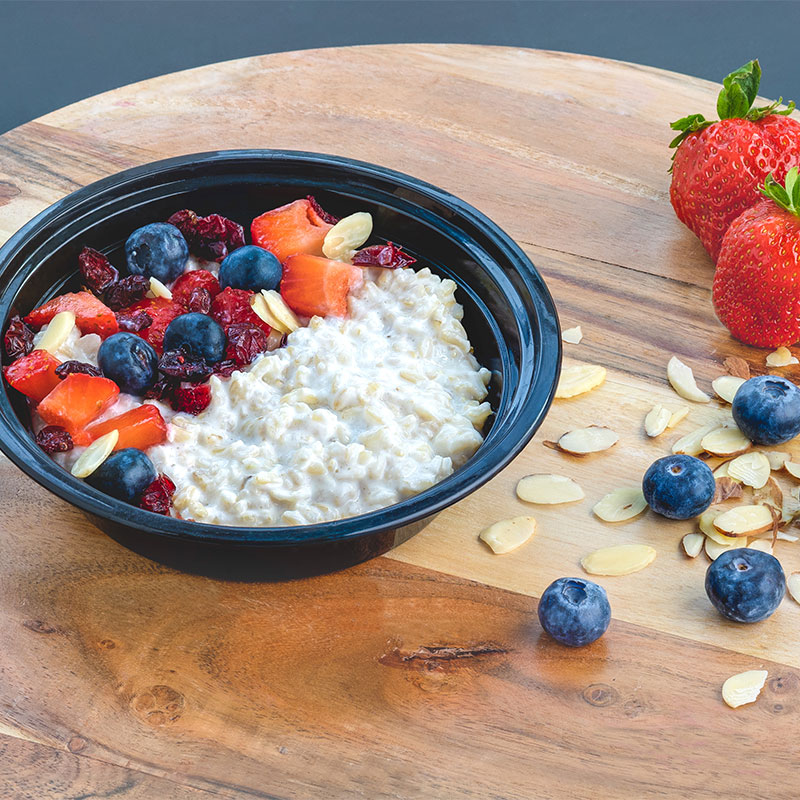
[784,462,800,481]
[747,539,774,555]
[34,311,76,354]
[723,356,750,380]
[721,670,768,709]
[147,276,173,300]
[764,451,790,471]
[555,364,606,399]
[561,326,583,344]
[713,477,743,504]
[713,461,733,479]
[700,509,739,546]
[667,356,711,403]
[516,474,584,504]
[592,488,647,523]
[644,404,671,437]
[787,572,800,604]
[712,375,746,404]
[70,430,119,479]
[479,516,537,555]
[777,530,800,543]
[700,426,751,457]
[262,290,301,333]
[726,451,771,489]
[667,406,690,429]
[673,421,725,456]
[713,505,774,537]
[781,489,800,525]
[556,426,618,454]
[753,476,783,509]
[705,537,745,561]
[322,212,373,262]
[581,544,656,576]
[682,532,704,558]
[765,347,799,367]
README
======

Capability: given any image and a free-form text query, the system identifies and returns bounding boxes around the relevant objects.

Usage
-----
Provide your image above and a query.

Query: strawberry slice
[128,297,183,353]
[251,198,333,263]
[280,254,362,318]
[25,292,118,338]
[85,404,168,451]
[37,374,119,439]
[3,350,61,402]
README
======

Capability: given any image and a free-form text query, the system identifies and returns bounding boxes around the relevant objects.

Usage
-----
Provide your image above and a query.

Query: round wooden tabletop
[0,45,797,800]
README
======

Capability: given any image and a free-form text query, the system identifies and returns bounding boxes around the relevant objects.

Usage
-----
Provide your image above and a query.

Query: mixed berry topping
[4,314,34,361]
[35,425,74,454]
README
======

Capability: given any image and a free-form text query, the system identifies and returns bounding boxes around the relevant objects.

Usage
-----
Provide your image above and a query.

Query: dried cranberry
[35,425,73,454]
[225,322,270,366]
[144,377,176,402]
[104,275,150,310]
[306,195,339,225]
[187,287,212,314]
[158,348,212,382]
[171,382,212,415]
[116,309,153,332]
[127,298,183,353]
[78,247,119,294]
[210,287,271,335]
[351,242,416,269]
[212,359,238,378]
[167,209,244,261]
[172,269,220,308]
[139,473,176,515]
[55,360,102,379]
[4,314,34,360]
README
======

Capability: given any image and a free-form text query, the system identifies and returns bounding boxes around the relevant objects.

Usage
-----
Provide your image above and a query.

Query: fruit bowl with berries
[0,150,560,576]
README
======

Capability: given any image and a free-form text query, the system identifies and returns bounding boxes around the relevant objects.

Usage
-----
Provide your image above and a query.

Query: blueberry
[125,222,189,283]
[85,448,157,505]
[732,375,800,445]
[163,312,226,364]
[219,245,282,292]
[97,332,158,395]
[705,548,785,623]
[642,454,715,520]
[537,577,611,647]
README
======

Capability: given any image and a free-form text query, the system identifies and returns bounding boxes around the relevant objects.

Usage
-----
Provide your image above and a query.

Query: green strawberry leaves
[760,168,800,217]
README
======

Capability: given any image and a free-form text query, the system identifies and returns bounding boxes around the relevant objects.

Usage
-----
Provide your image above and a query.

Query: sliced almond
[784,462,800,482]
[722,670,768,709]
[764,451,790,471]
[667,406,690,429]
[777,530,800,543]
[70,430,119,479]
[644,404,671,438]
[581,543,656,576]
[673,421,725,456]
[705,536,745,560]
[781,488,800,525]
[592,487,647,523]
[34,310,76,354]
[713,461,733,479]
[713,505,774,537]
[753,477,783,512]
[747,539,774,555]
[712,375,746,404]
[561,326,583,344]
[787,572,800,604]
[479,516,536,554]
[516,474,584,504]
[555,364,606,399]
[556,426,618,455]
[700,509,739,545]
[147,276,173,300]
[723,356,750,380]
[682,532,704,558]
[322,212,373,261]
[250,292,285,332]
[713,477,743,504]
[765,346,799,367]
[726,451,770,488]
[701,426,751,457]
[667,356,710,403]
[262,290,301,333]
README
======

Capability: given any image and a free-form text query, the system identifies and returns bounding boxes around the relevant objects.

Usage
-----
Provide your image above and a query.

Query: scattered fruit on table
[479,516,537,554]
[163,312,227,364]
[666,356,710,403]
[642,454,716,520]
[700,426,751,458]
[549,425,618,455]
[787,572,800,604]
[713,170,800,347]
[669,59,800,261]
[644,404,671,437]
[125,222,189,283]
[554,363,606,399]
[85,447,158,504]
[732,375,800,445]
[682,532,705,558]
[592,487,647,523]
[97,332,159,395]
[711,375,745,404]
[766,347,799,367]
[219,245,282,292]
[705,548,786,622]
[515,474,584,505]
[537,577,611,647]
[581,543,656,576]
[721,669,768,709]
[726,451,770,489]
[560,326,582,344]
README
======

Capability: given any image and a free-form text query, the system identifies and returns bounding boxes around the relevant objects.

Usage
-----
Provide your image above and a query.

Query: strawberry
[210,287,271,335]
[84,404,168,451]
[127,296,183,353]
[171,269,221,308]
[25,291,119,338]
[37,374,120,439]
[281,254,363,318]
[251,198,333,263]
[3,350,61,402]
[669,60,800,261]
[713,168,800,347]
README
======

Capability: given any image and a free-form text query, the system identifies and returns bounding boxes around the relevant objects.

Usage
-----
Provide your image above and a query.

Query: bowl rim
[0,148,561,547]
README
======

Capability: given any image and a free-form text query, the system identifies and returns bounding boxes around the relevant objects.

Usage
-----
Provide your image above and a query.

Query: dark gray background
[2,0,799,135]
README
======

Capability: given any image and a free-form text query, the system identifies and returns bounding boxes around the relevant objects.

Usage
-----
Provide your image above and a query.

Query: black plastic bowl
[0,150,560,578]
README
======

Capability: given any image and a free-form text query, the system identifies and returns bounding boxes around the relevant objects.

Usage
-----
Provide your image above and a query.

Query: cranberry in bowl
[0,151,560,577]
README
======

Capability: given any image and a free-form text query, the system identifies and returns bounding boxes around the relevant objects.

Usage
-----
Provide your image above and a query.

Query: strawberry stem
[760,168,800,217]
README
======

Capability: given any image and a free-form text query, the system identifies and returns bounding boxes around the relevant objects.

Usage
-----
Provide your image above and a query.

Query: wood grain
[1,44,799,799]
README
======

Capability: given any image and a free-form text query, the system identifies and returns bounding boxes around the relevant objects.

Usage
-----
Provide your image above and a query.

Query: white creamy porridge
[145,266,492,526]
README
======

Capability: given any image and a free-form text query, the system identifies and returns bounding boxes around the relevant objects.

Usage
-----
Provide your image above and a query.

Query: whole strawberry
[713,168,800,347]
[670,60,800,261]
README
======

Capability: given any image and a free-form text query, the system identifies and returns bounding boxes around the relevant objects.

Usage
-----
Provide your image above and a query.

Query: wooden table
[0,45,797,800]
